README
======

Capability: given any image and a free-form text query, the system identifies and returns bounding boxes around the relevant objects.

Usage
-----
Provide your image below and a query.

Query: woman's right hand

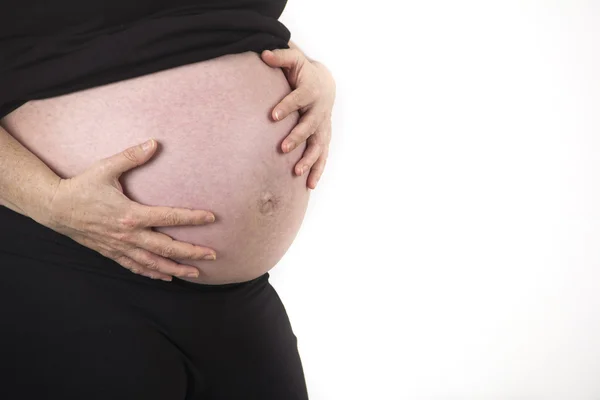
[42,139,216,282]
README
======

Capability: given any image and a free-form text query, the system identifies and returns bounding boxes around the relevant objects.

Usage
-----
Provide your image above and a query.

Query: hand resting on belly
[1,51,311,285]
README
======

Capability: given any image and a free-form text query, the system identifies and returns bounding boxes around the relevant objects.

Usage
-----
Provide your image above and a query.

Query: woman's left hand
[261,48,336,190]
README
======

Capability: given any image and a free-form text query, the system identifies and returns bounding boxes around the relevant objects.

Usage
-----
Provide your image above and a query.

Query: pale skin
[0,40,336,281]
[262,41,336,189]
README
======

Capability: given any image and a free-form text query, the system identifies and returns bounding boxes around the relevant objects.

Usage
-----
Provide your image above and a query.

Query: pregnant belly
[1,51,310,284]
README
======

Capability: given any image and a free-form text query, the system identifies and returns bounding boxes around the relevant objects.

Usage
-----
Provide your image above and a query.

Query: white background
[269,1,600,399]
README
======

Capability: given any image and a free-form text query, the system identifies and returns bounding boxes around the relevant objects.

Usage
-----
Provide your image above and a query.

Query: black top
[0,0,290,119]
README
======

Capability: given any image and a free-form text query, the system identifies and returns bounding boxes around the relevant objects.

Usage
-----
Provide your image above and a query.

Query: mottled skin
[2,52,311,284]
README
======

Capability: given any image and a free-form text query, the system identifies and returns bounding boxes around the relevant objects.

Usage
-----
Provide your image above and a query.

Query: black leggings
[0,206,309,399]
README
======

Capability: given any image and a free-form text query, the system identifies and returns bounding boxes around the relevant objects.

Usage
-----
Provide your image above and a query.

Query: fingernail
[205,213,215,223]
[161,277,172,282]
[187,270,200,278]
[141,139,154,152]
[286,142,295,152]
[274,110,282,121]
[302,165,308,175]
[203,253,216,260]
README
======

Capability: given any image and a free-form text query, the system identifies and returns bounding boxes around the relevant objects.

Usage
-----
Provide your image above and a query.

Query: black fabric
[0,0,290,118]
[0,205,309,399]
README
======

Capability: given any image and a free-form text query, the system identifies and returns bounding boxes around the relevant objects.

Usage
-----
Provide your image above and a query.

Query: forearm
[0,123,60,223]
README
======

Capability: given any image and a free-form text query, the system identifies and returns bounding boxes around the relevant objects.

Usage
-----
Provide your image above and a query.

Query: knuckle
[117,212,139,230]
[318,156,327,169]
[318,109,329,122]
[309,117,320,131]
[175,268,192,278]
[146,262,159,270]
[316,134,327,147]
[116,255,131,267]
[103,249,120,260]
[113,230,133,242]
[163,211,181,225]
[122,148,140,164]
[291,90,304,105]
[174,269,186,277]
[293,51,302,66]
[135,234,150,249]
[145,260,159,270]
[311,86,321,99]
[289,127,306,141]
[159,246,176,259]
[96,248,110,258]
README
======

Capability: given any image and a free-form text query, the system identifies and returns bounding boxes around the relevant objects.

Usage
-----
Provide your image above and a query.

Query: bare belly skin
[1,51,311,284]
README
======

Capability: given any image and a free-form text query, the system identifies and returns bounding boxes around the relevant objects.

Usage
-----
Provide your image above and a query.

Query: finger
[281,113,320,153]
[139,269,172,281]
[294,135,324,176]
[307,152,328,190]
[129,248,203,279]
[261,48,305,70]
[133,204,216,228]
[116,255,173,282]
[137,230,217,261]
[96,139,158,178]
[272,87,316,121]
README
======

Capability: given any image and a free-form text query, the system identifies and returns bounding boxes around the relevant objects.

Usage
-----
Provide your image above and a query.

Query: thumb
[97,139,157,179]
[261,49,304,70]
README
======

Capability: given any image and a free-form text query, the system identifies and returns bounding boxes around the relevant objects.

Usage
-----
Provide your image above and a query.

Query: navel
[257,190,280,216]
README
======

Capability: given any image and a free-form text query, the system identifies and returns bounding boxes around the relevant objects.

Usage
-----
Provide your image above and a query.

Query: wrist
[0,124,63,225]
[30,175,62,227]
